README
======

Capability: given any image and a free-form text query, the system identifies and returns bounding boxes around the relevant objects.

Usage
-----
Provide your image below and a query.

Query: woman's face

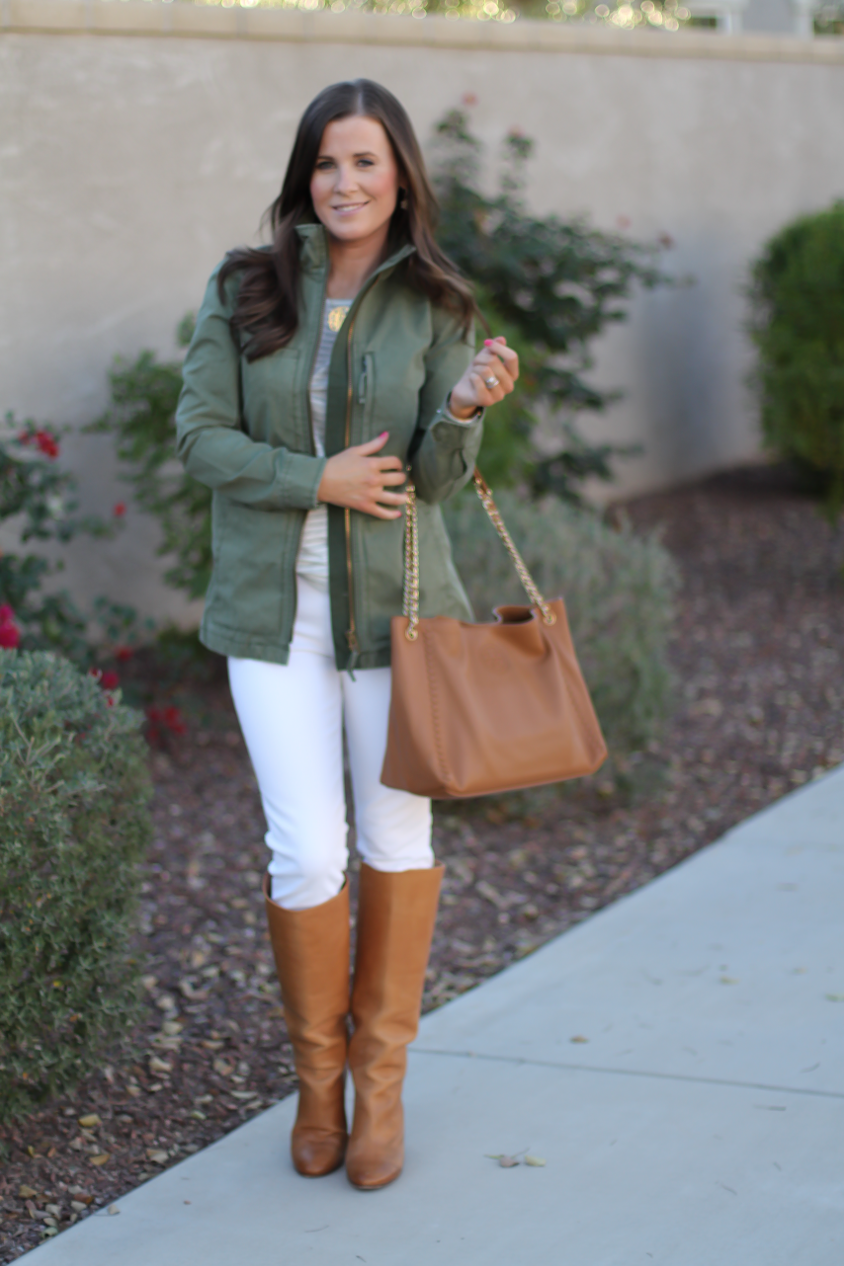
[310,115,401,246]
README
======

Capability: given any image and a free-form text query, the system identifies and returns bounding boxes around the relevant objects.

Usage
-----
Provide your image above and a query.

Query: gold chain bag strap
[381,468,608,799]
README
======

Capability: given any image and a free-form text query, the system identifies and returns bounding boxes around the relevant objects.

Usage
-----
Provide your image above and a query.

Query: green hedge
[0,651,153,1121]
[749,201,844,518]
[445,491,678,756]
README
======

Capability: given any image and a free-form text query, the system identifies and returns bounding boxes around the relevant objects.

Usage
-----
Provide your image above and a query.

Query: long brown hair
[218,79,475,361]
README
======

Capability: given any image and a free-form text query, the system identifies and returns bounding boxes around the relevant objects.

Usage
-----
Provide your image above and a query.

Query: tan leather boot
[345,862,444,1190]
[263,875,350,1177]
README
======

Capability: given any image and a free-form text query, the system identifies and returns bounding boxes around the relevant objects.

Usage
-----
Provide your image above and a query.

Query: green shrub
[748,202,844,519]
[87,314,212,601]
[434,109,668,498]
[444,491,678,755]
[814,3,844,35]
[0,650,153,1121]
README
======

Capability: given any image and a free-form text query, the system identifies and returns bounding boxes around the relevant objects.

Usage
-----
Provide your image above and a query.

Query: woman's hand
[318,432,407,519]
[448,336,520,420]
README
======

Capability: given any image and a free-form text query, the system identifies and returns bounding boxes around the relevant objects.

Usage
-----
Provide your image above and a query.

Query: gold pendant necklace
[327,305,351,333]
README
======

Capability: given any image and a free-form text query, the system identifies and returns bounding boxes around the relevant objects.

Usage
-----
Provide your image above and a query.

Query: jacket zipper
[293,273,327,646]
[344,312,359,672]
[338,260,405,672]
[299,237,413,674]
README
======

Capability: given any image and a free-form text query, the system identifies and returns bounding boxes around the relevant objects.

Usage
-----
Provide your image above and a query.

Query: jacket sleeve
[175,265,326,511]
[409,307,484,505]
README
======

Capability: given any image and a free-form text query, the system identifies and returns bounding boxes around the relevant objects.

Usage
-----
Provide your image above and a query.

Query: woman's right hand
[317,431,407,520]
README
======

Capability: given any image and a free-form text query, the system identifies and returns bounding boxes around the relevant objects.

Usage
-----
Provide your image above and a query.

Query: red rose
[35,430,59,459]
[100,670,120,690]
[163,706,187,735]
[145,703,187,746]
[0,623,21,650]
[145,705,162,747]
[0,606,21,650]
[113,502,127,518]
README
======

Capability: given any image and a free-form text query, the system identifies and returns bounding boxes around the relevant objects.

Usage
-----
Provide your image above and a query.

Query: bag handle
[402,467,556,642]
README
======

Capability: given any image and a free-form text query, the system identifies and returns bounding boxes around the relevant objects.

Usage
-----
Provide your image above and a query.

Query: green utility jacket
[175,224,483,670]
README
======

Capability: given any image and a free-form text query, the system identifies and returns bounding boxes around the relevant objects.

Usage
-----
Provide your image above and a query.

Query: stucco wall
[2,4,844,624]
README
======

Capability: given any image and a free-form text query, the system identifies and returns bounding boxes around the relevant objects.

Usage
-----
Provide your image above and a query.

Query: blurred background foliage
[814,2,844,34]
[180,0,692,33]
[433,107,670,495]
[0,415,149,662]
[86,314,211,602]
[748,200,844,522]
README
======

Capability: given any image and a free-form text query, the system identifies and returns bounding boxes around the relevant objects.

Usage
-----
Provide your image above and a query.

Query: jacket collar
[295,222,416,279]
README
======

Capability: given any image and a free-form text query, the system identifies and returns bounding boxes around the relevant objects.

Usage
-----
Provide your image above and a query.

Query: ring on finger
[484,374,500,389]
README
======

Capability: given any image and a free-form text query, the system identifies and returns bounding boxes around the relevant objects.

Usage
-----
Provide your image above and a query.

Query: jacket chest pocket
[358,351,423,444]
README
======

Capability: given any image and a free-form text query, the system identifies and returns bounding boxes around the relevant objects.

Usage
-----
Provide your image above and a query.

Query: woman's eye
[357,158,374,168]
[315,160,334,171]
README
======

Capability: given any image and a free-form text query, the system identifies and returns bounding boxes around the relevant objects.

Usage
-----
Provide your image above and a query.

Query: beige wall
[2,4,844,624]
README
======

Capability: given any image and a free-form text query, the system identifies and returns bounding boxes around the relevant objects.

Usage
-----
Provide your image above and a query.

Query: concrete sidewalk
[23,768,844,1265]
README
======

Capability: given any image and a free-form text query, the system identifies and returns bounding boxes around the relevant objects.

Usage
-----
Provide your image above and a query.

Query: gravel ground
[1,466,842,1259]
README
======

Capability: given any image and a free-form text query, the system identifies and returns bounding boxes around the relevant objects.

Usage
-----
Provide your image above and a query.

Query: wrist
[317,457,335,504]
[446,392,481,423]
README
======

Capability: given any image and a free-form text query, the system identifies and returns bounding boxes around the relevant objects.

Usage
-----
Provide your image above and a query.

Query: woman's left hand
[448,336,519,420]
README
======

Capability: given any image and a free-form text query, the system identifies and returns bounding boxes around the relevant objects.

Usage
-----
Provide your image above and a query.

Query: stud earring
[399,190,408,211]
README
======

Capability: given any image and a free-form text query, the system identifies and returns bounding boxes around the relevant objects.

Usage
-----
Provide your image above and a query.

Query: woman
[175,79,518,1190]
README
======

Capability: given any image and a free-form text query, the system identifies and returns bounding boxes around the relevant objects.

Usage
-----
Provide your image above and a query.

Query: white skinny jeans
[228,575,433,911]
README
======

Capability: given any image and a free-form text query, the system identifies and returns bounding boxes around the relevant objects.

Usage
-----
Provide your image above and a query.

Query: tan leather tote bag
[380,471,608,799]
